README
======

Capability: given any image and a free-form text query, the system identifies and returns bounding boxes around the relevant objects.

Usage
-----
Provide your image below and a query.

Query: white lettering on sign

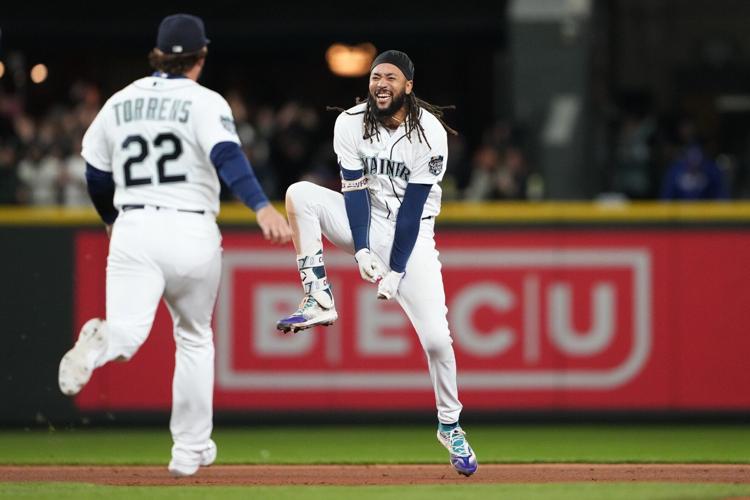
[549,282,616,356]
[451,283,516,357]
[357,288,410,356]
[215,248,651,390]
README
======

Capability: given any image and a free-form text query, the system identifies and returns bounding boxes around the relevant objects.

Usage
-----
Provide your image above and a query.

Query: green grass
[2,482,750,500]
[2,426,748,499]
[0,424,748,465]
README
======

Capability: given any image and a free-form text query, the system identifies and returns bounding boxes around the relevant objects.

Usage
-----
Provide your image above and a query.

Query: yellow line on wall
[436,201,750,222]
[1,201,750,225]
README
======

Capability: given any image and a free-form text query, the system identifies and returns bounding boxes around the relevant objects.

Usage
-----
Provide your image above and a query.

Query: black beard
[369,92,406,119]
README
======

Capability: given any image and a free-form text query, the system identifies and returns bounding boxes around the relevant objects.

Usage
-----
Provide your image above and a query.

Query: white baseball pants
[286,181,462,424]
[94,206,221,458]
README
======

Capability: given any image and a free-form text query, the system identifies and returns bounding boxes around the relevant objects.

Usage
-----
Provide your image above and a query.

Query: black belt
[421,216,434,220]
[121,204,205,215]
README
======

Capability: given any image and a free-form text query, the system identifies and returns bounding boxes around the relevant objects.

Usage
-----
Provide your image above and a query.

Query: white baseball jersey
[334,102,448,220]
[285,102,462,425]
[82,75,240,215]
[76,73,230,465]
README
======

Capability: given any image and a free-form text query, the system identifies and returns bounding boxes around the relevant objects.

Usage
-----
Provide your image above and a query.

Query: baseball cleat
[168,439,217,477]
[58,318,107,396]
[276,294,338,333]
[437,426,478,477]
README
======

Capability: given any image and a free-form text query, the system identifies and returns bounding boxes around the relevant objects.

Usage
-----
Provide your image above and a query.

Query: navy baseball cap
[370,50,414,81]
[156,14,210,54]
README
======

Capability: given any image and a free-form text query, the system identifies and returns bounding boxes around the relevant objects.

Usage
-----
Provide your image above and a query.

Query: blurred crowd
[607,103,732,201]
[0,82,100,206]
[0,82,738,207]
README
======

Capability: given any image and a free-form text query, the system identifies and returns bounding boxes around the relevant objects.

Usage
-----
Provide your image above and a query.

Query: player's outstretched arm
[210,141,291,244]
[256,204,292,244]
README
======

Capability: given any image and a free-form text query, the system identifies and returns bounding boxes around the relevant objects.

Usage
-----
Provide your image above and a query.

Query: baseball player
[57,14,291,477]
[276,50,477,476]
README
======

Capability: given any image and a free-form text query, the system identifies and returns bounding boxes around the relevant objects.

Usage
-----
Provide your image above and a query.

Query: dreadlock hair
[327,93,457,148]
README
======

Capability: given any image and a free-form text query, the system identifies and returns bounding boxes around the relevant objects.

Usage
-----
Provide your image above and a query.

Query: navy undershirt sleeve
[390,183,432,273]
[341,165,370,252]
[210,141,270,212]
[85,163,118,224]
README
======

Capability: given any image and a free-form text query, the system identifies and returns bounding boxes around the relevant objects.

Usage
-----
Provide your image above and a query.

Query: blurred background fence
[2,205,749,426]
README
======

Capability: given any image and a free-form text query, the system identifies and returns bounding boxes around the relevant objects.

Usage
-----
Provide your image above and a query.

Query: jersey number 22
[121,133,184,187]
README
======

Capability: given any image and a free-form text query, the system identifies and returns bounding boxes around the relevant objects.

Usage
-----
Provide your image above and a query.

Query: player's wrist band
[341,176,368,192]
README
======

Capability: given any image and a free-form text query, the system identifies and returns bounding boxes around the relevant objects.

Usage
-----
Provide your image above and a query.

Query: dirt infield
[1,464,749,486]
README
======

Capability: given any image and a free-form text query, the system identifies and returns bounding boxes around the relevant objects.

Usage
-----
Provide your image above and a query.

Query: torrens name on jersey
[360,156,411,182]
[113,98,192,126]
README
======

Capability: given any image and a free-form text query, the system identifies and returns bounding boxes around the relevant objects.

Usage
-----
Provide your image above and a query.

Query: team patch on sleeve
[428,155,444,175]
[220,116,237,134]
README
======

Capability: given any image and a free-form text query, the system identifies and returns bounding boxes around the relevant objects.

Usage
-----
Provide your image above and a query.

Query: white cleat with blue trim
[276,293,338,334]
[437,426,478,477]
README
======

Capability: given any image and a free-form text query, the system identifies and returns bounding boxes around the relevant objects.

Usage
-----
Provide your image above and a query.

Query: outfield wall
[2,202,749,424]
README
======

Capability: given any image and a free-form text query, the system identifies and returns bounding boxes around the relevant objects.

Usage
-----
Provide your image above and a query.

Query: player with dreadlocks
[277,49,477,476]
[354,81,457,145]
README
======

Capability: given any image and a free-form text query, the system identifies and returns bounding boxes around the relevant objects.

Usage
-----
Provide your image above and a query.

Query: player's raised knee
[285,181,316,203]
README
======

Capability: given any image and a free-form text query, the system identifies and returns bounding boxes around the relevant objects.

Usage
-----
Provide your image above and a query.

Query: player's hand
[377,270,405,300]
[355,248,383,283]
[256,204,293,244]
[105,225,113,239]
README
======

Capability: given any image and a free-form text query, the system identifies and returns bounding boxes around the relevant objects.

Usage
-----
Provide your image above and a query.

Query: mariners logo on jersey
[334,102,449,220]
[360,155,411,182]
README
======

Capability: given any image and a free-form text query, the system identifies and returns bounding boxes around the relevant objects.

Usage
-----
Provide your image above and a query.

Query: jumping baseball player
[58,14,291,477]
[276,50,477,476]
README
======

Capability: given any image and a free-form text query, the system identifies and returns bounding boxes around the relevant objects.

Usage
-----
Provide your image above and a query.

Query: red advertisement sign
[74,230,750,411]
